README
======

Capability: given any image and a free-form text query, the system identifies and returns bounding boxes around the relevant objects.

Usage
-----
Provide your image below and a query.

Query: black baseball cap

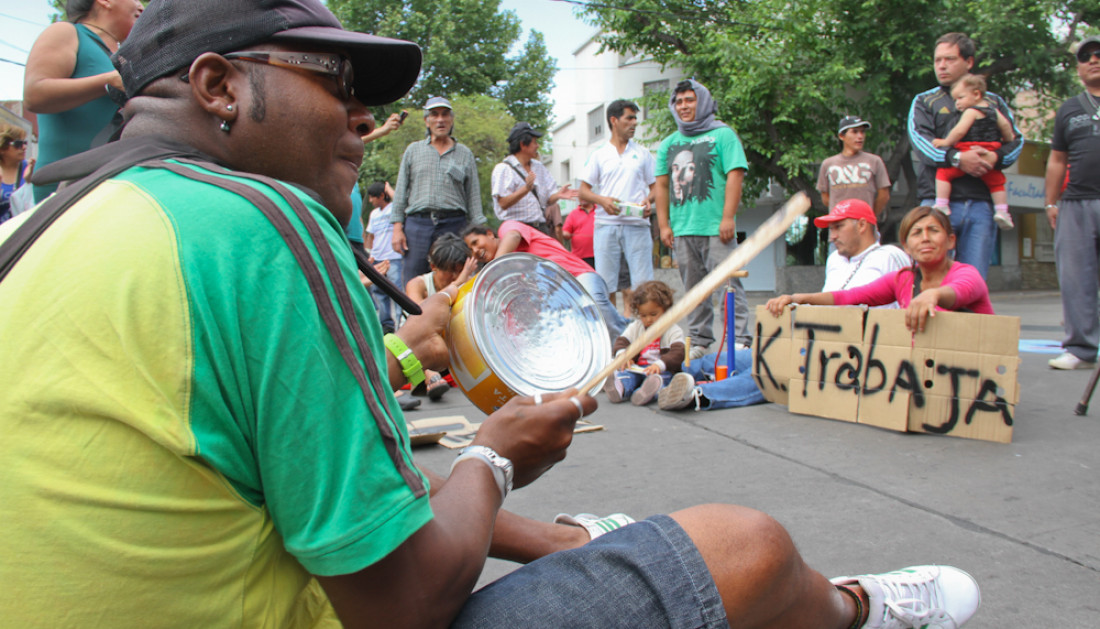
[115,0,421,106]
[507,122,543,144]
[837,116,871,134]
[1077,36,1100,62]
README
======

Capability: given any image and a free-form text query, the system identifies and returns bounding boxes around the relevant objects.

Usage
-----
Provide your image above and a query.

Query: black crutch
[1074,366,1100,415]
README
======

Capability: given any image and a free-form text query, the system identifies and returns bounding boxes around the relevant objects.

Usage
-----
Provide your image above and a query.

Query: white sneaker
[553,512,635,540]
[1048,352,1097,370]
[993,211,1014,230]
[658,373,697,410]
[831,565,980,629]
[689,345,707,360]
[630,373,663,406]
[603,374,625,403]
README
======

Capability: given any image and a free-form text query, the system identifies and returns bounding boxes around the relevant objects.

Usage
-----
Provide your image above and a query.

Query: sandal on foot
[426,374,450,400]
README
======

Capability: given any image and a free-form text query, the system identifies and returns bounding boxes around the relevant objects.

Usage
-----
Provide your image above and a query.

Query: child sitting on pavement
[931,73,1018,228]
[404,233,477,400]
[604,280,685,405]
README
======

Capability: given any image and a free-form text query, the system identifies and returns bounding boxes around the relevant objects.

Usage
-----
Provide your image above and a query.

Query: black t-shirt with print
[1052,94,1100,199]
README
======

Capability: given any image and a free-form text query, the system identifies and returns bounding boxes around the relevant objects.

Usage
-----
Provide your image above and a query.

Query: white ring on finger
[568,396,584,420]
[533,392,543,406]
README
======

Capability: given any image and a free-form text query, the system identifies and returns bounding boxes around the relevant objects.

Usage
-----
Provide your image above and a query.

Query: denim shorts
[451,515,728,629]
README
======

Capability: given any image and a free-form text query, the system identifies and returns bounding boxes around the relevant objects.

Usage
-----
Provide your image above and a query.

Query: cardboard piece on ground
[907,311,1018,443]
[857,309,916,433]
[751,305,1019,443]
[407,415,604,450]
[787,306,865,423]
[752,305,793,405]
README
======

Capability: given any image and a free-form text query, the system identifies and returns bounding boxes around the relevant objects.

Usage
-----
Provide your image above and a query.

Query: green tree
[582,0,1089,213]
[329,0,556,130]
[361,93,515,218]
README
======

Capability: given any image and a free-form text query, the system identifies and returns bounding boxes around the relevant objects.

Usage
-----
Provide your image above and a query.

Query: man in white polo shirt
[579,99,657,308]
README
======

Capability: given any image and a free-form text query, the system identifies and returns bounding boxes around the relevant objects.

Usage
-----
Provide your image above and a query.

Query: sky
[0,0,596,116]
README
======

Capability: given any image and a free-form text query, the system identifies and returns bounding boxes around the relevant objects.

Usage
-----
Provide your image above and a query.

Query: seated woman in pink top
[463,221,630,339]
[766,206,993,332]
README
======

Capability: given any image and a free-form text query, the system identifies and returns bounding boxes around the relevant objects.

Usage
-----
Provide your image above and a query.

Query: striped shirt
[491,155,558,224]
[390,137,485,224]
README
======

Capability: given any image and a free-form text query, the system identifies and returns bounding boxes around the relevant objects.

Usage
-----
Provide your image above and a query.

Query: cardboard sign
[752,305,1019,443]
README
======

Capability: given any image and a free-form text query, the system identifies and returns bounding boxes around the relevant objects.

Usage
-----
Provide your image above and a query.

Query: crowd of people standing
[5,0,1100,623]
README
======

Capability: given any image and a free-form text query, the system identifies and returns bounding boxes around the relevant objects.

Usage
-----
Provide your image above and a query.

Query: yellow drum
[447,253,611,415]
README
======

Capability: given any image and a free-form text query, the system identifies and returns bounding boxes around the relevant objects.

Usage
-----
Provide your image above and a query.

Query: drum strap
[1,139,425,497]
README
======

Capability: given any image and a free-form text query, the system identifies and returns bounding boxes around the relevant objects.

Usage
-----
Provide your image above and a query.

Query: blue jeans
[402,213,468,286]
[369,257,404,333]
[615,370,672,398]
[682,351,766,410]
[594,223,654,291]
[921,198,996,279]
[452,515,728,628]
[578,272,630,340]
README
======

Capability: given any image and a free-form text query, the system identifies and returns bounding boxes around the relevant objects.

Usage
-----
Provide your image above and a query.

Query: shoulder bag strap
[505,158,542,209]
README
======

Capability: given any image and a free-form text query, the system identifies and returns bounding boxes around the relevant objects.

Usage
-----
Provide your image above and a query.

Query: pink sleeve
[563,210,580,233]
[832,271,902,307]
[943,264,990,310]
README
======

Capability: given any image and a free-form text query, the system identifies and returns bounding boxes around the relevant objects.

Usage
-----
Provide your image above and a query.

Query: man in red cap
[814,199,911,306]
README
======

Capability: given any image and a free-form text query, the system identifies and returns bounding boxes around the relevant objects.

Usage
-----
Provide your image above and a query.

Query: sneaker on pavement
[630,374,663,406]
[1048,352,1096,370]
[689,345,707,360]
[396,394,421,411]
[831,565,980,629]
[993,211,1014,230]
[553,512,635,541]
[658,372,697,410]
[604,374,625,403]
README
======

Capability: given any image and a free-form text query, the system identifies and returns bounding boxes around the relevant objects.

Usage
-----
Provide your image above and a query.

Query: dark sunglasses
[8,140,28,149]
[180,51,355,101]
[1079,48,1100,63]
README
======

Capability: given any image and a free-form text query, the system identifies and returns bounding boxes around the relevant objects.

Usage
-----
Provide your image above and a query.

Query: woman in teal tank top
[23,0,144,203]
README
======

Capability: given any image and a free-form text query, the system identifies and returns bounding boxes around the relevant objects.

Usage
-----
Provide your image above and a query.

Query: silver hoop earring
[220,120,231,133]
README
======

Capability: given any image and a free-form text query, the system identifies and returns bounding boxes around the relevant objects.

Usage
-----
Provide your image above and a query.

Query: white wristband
[450,445,513,501]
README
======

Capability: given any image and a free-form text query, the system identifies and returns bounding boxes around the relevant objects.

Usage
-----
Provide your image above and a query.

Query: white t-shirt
[581,140,656,227]
[367,203,402,261]
[823,243,911,308]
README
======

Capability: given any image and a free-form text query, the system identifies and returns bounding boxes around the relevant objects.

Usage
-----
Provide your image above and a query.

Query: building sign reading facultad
[1005,174,1045,209]
[752,306,1019,443]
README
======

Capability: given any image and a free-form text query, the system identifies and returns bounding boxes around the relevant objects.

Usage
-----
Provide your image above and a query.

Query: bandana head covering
[668,79,728,136]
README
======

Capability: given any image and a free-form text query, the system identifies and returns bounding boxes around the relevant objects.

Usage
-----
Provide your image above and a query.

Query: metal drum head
[467,253,609,396]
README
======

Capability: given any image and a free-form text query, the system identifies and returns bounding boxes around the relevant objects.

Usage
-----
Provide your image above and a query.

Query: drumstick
[580,192,811,395]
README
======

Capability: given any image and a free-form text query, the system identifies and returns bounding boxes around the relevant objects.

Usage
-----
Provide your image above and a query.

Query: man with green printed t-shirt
[656,79,750,356]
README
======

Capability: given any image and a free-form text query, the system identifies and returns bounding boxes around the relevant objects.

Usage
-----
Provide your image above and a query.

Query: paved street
[409,290,1099,627]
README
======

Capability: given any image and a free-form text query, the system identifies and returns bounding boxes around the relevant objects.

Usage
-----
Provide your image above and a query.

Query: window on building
[588,105,605,143]
[560,159,570,186]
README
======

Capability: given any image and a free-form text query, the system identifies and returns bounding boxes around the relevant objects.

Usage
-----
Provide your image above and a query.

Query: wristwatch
[383,333,425,389]
[451,445,514,501]
[949,150,961,169]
